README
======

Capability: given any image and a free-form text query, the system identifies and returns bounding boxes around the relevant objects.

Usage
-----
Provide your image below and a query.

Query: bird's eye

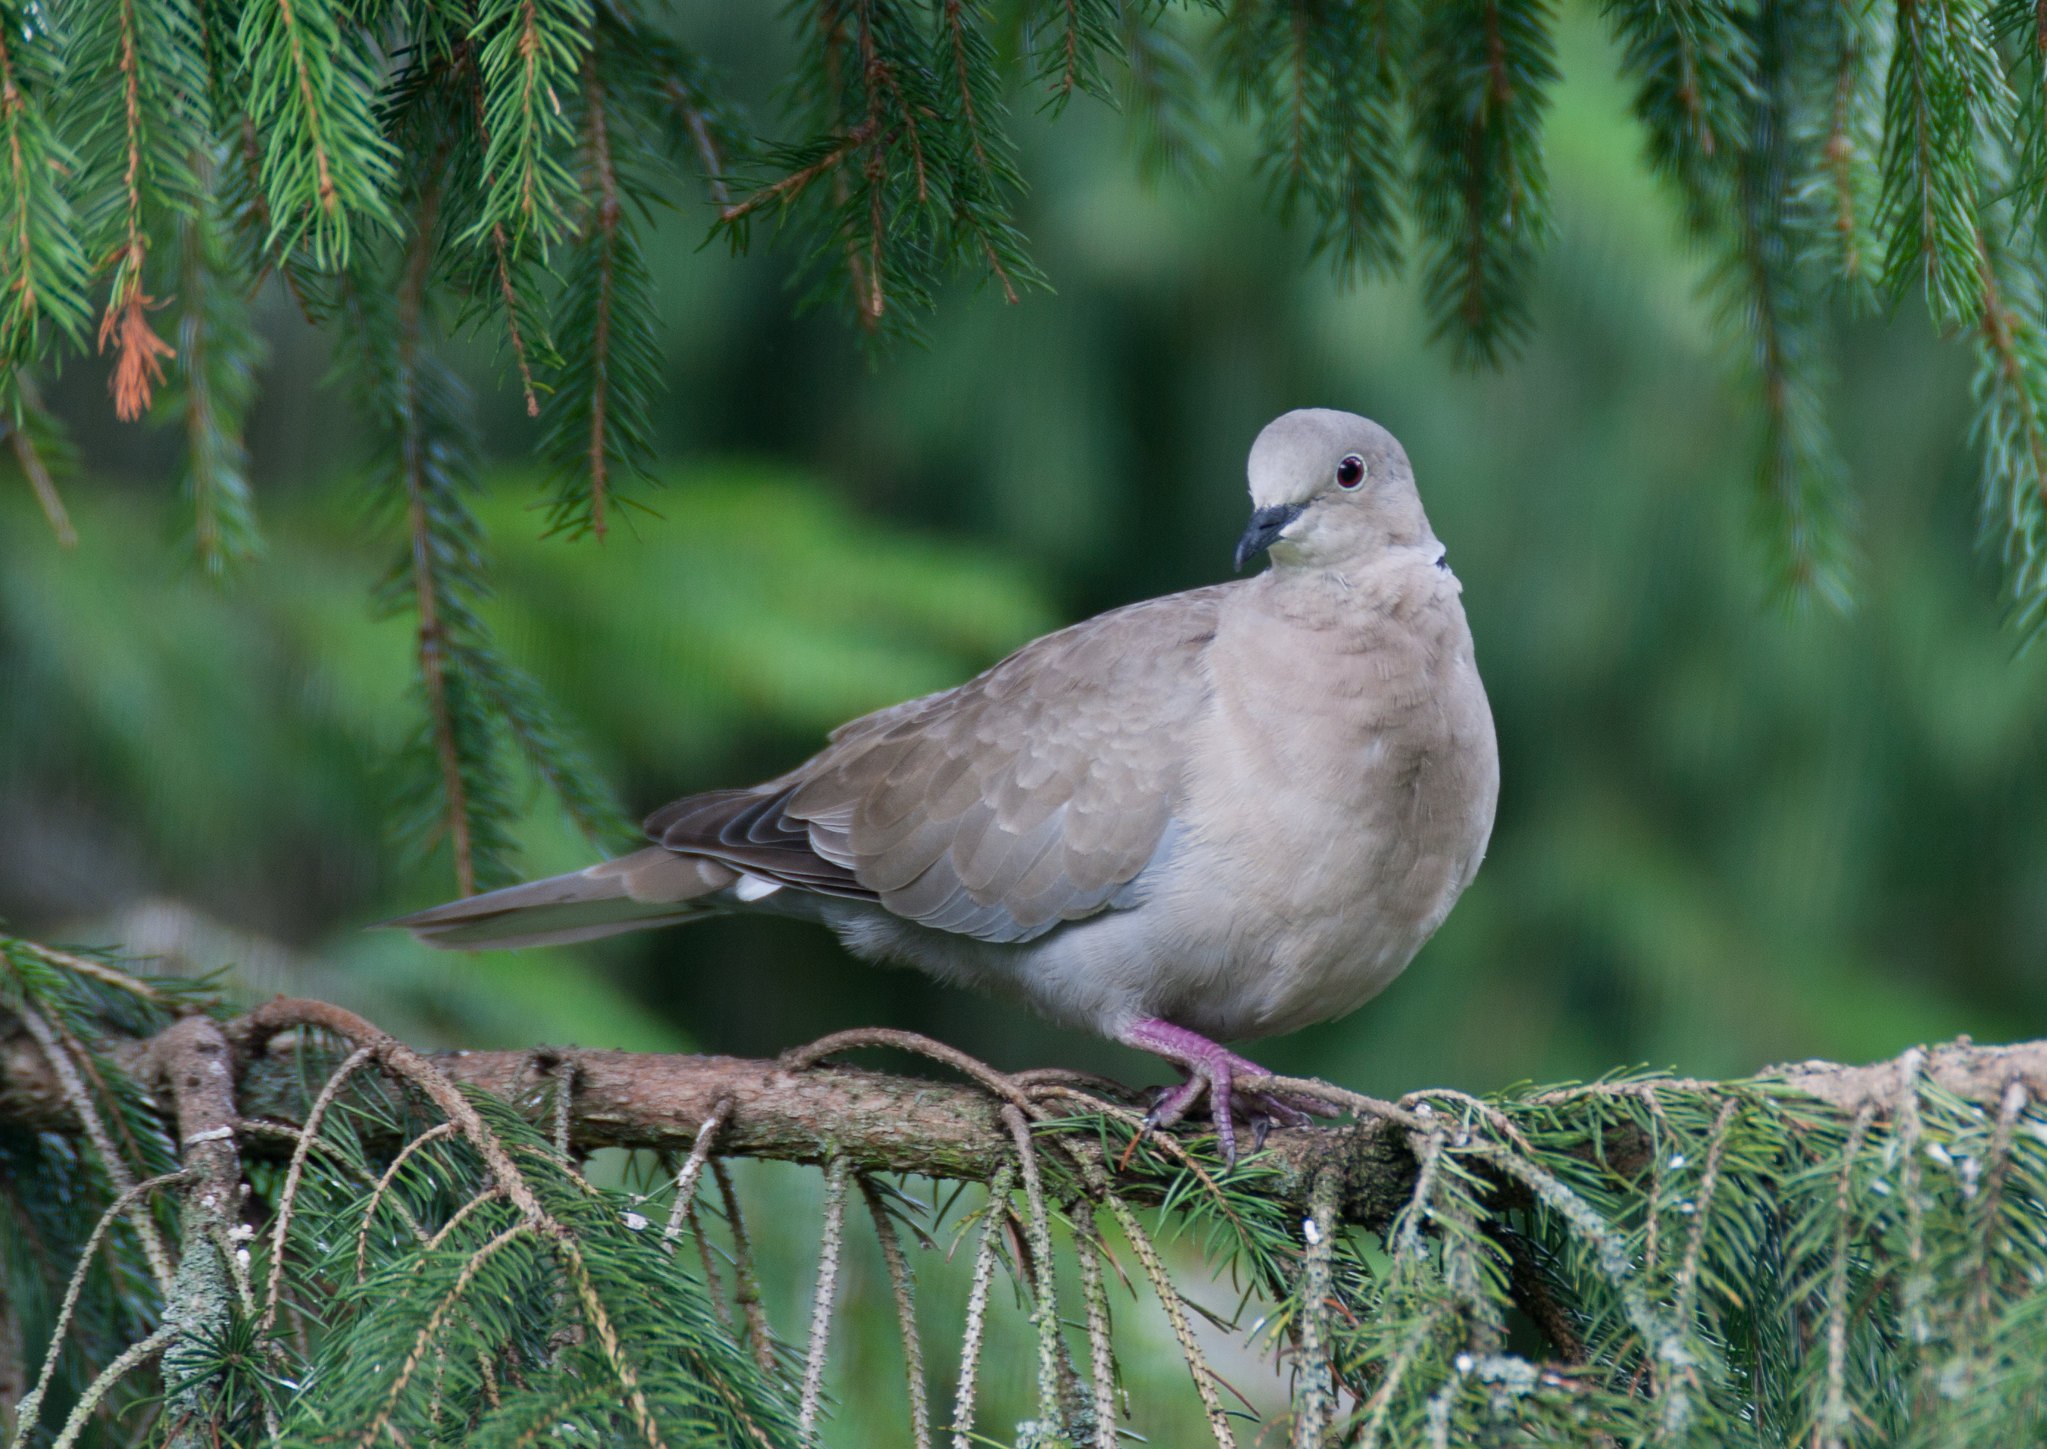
[1335,454,1366,490]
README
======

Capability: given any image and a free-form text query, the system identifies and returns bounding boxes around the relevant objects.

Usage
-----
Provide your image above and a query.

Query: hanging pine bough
[7,938,2047,1447]
[2,1,2047,892]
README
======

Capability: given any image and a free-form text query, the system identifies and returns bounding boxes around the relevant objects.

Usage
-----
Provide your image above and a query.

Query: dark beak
[1233,503,1305,572]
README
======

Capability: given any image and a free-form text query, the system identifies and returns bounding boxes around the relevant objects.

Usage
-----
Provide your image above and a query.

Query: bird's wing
[645,587,1228,941]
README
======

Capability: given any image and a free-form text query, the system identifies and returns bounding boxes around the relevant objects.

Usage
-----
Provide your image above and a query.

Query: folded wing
[647,588,1224,942]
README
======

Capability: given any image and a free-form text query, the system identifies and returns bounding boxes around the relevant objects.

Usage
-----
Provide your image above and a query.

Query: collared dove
[389,409,1499,1160]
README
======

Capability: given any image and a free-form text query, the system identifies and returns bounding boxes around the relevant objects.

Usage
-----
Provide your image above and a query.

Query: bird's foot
[1118,1017,1338,1167]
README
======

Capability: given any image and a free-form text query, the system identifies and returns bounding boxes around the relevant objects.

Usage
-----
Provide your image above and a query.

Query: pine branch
[400,183,487,895]
[1032,0,1120,114]
[63,0,211,421]
[331,102,626,889]
[1221,0,1411,280]
[1878,0,2009,326]
[1122,3,1215,184]
[15,938,2047,1448]
[720,0,1039,334]
[1795,0,1887,305]
[1990,0,2047,230]
[335,192,516,895]
[1970,225,2047,634]
[466,0,592,256]
[1605,0,1755,234]
[237,0,397,267]
[1410,0,1559,364]
[171,154,265,574]
[0,3,92,361]
[535,34,660,540]
[14,1006,2046,1239]
[1725,0,1853,610]
[439,36,550,419]
[1,369,79,546]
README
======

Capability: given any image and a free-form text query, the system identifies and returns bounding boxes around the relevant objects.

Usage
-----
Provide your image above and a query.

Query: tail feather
[384,848,738,950]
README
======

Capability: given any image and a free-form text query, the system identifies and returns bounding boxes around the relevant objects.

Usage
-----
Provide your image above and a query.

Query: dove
[388,409,1500,1161]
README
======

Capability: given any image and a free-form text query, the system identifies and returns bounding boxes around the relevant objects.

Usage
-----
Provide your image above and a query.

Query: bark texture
[4,996,2042,1230]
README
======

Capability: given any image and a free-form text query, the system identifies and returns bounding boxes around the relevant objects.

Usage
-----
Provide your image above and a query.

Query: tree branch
[5,995,2045,1234]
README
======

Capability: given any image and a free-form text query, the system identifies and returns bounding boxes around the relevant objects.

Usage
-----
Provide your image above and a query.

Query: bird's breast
[1156,566,1499,1037]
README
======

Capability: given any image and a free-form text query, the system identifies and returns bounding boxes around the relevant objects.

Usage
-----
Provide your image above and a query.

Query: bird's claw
[1119,1018,1343,1168]
[1136,1071,1330,1167]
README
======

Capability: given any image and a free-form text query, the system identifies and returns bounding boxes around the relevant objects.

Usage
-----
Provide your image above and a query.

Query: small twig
[718,128,871,225]
[1401,1087,1539,1157]
[1817,1104,1876,1449]
[688,1199,733,1329]
[1392,1127,1447,1266]
[424,1186,508,1251]
[662,77,731,207]
[234,999,551,1224]
[862,1177,932,1449]
[358,1121,462,1278]
[1071,1208,1119,1449]
[553,1236,675,1449]
[1967,1079,2030,1318]
[1094,1183,1237,1448]
[1030,1083,1237,1225]
[1672,1100,1741,1331]
[1637,1088,1673,1290]
[477,1347,502,1411]
[388,168,474,896]
[16,941,172,1006]
[1011,1066,1143,1101]
[715,1160,776,1376]
[1002,1105,1065,1432]
[8,1170,191,1441]
[460,46,540,417]
[1349,1297,1456,1449]
[661,1097,732,1247]
[5,396,77,547]
[44,1323,177,1449]
[1240,1072,1426,1131]
[358,1223,535,1449]
[549,1056,577,1160]
[785,1027,1040,1118]
[950,1165,1013,1449]
[214,1215,262,1318]
[799,1154,852,1443]
[580,48,621,542]
[14,1004,173,1292]
[262,1044,378,1331]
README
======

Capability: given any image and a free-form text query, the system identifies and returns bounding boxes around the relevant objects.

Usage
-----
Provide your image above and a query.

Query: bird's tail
[383,848,739,950]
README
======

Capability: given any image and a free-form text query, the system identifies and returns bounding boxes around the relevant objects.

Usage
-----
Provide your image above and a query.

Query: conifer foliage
[1,0,2045,887]
[8,937,2047,1447]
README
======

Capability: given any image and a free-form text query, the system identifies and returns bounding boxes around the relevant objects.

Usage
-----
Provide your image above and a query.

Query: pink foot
[1117,1018,1336,1166]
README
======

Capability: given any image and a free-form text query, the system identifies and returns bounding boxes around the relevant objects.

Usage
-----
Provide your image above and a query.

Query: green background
[3,12,2044,1437]
[6,11,2043,1090]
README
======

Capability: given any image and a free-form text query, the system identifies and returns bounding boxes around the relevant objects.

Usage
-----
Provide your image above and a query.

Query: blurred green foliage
[4,8,2046,1440]
[6,10,2039,1099]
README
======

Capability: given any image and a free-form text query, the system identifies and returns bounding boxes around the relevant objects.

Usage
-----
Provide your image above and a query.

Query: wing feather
[634,587,1225,940]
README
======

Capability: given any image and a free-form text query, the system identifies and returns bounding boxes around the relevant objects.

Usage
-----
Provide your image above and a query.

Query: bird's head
[1234,409,1433,572]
